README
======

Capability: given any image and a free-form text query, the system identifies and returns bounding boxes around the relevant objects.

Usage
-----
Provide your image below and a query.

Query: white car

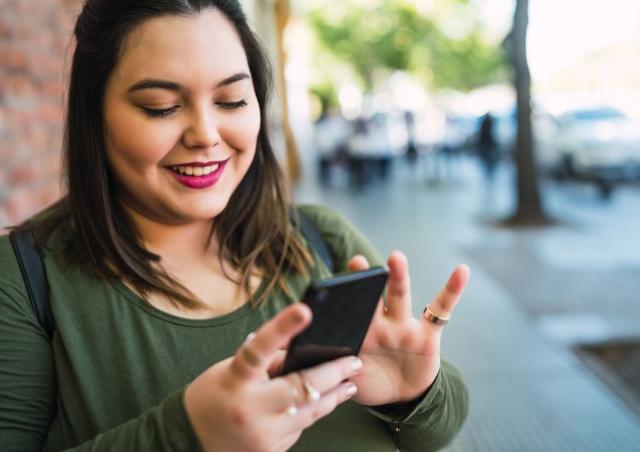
[555,107,640,197]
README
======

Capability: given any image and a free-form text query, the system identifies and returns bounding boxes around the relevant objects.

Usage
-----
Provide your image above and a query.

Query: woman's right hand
[184,303,362,452]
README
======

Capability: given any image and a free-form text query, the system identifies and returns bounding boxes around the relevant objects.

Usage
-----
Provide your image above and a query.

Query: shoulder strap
[290,207,335,273]
[9,229,54,339]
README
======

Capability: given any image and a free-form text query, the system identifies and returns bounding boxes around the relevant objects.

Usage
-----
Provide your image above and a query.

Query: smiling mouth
[169,163,220,176]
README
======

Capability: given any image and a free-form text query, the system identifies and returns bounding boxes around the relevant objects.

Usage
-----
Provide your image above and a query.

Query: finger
[264,355,363,413]
[266,350,287,378]
[231,303,312,380]
[426,264,470,322]
[385,251,412,319]
[348,254,387,317]
[347,254,370,272]
[287,381,358,433]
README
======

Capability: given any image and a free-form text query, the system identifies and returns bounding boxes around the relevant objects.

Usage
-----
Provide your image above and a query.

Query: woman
[0,1,470,451]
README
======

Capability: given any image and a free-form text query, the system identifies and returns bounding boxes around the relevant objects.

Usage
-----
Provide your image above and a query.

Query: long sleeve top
[0,204,468,451]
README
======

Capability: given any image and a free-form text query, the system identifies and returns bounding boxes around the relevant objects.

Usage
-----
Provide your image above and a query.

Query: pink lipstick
[166,160,228,189]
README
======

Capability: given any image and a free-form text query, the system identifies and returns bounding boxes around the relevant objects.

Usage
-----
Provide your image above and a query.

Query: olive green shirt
[0,205,468,451]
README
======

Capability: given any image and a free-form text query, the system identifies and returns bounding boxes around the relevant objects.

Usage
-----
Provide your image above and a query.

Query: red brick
[6,189,40,225]
[43,80,65,99]
[0,43,10,66]
[0,20,11,39]
[9,163,37,185]
[2,0,79,225]
[37,103,63,123]
[38,179,64,206]
[8,48,28,69]
[8,74,39,99]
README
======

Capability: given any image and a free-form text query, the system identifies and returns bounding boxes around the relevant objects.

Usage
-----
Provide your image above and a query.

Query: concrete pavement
[295,155,640,451]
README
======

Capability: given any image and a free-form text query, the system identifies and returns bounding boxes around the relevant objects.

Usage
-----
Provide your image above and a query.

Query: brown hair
[24,0,311,308]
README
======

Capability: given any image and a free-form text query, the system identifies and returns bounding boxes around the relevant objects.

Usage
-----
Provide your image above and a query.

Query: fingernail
[244,332,256,344]
[290,310,305,324]
[345,383,358,398]
[352,357,363,371]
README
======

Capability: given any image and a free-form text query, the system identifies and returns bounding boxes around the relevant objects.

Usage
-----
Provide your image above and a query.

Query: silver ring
[423,304,450,326]
[303,381,321,402]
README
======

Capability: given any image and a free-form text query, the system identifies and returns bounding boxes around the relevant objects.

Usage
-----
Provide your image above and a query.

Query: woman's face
[104,9,261,226]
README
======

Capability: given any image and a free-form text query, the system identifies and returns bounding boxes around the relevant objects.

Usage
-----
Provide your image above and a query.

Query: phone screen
[281,267,388,374]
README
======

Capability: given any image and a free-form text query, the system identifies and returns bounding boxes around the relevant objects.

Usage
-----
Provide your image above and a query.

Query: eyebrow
[127,72,251,93]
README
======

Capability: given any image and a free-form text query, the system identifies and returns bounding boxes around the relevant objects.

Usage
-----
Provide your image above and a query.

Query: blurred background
[1,0,640,450]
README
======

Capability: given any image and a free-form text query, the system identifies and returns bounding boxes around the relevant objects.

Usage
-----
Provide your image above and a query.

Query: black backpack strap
[290,207,335,273]
[9,229,54,339]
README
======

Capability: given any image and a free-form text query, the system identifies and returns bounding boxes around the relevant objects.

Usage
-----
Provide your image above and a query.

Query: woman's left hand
[347,252,470,406]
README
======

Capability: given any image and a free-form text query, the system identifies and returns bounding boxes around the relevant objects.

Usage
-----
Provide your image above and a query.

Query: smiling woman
[0,1,470,451]
[104,10,261,228]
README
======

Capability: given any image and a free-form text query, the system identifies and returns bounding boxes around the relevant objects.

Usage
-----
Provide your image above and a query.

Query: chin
[184,203,230,222]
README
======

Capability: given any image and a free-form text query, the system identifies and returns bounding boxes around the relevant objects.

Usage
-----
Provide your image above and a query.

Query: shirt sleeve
[0,238,202,452]
[366,360,469,451]
[0,240,57,451]
[295,206,469,451]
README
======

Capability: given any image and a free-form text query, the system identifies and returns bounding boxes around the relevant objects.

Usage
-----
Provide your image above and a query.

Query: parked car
[555,107,640,198]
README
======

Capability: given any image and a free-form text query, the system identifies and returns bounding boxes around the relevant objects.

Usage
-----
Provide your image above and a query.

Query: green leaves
[305,0,507,94]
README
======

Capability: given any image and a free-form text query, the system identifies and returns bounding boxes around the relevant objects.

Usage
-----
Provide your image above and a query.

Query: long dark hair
[26,0,310,308]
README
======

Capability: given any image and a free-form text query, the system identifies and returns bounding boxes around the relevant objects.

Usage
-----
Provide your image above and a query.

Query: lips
[166,159,228,189]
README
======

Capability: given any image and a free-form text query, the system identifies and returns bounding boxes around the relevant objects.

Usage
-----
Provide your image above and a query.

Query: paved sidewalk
[295,156,640,451]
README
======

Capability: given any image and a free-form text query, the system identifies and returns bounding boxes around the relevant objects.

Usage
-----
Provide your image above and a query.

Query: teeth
[171,164,220,176]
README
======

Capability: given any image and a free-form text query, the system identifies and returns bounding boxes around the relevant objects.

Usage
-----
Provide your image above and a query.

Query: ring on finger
[303,381,321,402]
[423,304,451,326]
[284,382,301,416]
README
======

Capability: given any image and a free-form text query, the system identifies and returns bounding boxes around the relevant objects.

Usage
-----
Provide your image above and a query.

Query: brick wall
[0,0,83,229]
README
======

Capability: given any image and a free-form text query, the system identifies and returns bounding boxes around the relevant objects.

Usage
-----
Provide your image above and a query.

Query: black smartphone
[281,266,389,375]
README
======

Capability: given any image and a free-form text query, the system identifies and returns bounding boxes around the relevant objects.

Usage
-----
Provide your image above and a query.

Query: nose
[182,106,220,149]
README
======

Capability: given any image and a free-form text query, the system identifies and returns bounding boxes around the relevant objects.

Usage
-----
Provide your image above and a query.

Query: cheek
[105,109,174,170]
[223,105,261,153]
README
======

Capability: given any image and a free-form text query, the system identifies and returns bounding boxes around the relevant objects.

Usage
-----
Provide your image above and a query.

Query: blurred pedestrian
[477,112,499,181]
[313,108,350,185]
[404,110,418,166]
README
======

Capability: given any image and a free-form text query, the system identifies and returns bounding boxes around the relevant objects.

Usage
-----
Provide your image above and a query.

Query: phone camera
[315,288,329,302]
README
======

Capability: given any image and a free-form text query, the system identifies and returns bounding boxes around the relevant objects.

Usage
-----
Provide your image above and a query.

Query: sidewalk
[295,155,640,451]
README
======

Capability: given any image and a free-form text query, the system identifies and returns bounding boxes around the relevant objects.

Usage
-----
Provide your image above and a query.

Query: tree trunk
[275,0,302,183]
[507,0,548,225]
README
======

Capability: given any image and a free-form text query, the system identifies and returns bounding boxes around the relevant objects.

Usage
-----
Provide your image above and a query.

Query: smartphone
[281,266,389,375]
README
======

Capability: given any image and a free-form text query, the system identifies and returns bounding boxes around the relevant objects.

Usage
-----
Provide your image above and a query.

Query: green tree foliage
[306,0,506,96]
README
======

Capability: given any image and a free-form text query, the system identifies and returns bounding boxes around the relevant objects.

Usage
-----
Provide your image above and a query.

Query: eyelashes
[217,100,248,110]
[142,106,180,118]
[141,100,249,118]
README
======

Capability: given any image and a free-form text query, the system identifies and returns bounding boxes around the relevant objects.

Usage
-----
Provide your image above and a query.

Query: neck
[124,207,219,262]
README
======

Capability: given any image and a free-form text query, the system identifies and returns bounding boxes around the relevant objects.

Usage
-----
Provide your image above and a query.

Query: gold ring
[423,304,451,326]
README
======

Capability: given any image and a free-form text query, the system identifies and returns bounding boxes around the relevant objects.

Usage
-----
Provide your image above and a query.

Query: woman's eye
[141,106,179,118]
[217,100,248,110]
